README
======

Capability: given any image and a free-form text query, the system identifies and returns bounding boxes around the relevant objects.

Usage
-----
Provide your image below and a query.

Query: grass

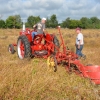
[0,28,100,100]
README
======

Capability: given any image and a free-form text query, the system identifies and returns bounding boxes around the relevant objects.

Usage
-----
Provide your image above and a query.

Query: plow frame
[53,26,100,85]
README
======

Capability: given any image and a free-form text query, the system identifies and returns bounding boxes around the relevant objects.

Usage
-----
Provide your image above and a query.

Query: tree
[77,20,82,28]
[14,15,22,29]
[90,17,100,28]
[49,14,58,28]
[6,16,14,28]
[46,17,50,28]
[61,17,70,28]
[0,20,6,28]
[69,20,78,29]
[27,16,41,28]
[90,17,99,24]
[61,20,67,28]
[6,15,21,29]
[80,17,89,29]
[4,14,100,29]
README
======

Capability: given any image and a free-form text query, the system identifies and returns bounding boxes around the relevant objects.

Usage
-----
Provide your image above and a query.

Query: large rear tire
[17,35,31,59]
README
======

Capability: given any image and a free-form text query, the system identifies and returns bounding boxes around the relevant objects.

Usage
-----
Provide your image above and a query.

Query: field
[0,28,100,100]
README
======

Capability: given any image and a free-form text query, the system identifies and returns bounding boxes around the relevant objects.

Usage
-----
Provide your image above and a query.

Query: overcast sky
[0,0,100,22]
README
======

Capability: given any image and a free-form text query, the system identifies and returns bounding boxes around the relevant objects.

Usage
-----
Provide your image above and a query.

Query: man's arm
[33,24,37,28]
[33,24,37,31]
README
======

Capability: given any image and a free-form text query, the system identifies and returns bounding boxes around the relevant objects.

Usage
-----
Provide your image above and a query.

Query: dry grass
[0,28,100,100]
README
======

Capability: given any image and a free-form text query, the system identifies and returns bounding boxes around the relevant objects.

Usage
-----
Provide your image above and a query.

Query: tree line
[0,14,100,29]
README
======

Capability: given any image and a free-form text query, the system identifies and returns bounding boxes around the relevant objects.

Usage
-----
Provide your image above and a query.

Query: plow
[8,26,100,85]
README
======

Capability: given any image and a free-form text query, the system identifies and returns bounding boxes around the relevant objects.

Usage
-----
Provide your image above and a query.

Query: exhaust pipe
[23,22,25,31]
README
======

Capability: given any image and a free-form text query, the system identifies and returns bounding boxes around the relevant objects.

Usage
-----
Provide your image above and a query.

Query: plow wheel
[8,44,15,54]
[17,35,31,59]
[47,55,57,72]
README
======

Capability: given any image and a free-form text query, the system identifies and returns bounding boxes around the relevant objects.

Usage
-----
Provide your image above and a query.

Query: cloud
[0,0,100,22]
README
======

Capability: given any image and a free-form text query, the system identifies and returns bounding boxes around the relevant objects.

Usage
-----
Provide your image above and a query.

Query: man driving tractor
[32,17,46,40]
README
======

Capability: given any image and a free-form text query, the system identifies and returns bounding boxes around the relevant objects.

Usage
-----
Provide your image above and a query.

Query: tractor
[8,26,60,71]
[8,26,100,84]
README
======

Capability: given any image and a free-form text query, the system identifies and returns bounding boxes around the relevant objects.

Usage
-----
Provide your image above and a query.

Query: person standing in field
[75,27,86,59]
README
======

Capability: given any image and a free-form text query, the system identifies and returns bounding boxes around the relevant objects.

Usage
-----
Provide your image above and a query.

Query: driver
[32,17,46,40]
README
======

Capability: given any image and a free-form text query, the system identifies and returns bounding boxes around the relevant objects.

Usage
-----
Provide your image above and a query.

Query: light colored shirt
[36,22,45,34]
[76,33,84,45]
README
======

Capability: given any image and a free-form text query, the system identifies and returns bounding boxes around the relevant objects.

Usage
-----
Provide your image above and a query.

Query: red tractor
[8,28,60,61]
[8,26,100,84]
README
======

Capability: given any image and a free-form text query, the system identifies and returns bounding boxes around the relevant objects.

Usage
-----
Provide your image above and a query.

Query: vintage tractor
[8,27,60,72]
[47,26,100,85]
[8,25,100,84]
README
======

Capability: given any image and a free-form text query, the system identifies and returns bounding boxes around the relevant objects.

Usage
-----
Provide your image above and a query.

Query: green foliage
[69,20,79,29]
[6,16,14,28]
[1,14,100,29]
[61,16,100,29]
[61,17,70,28]
[46,14,58,28]
[90,17,100,29]
[0,20,6,28]
[6,15,21,29]
[49,14,58,28]
[80,17,89,29]
[15,15,22,29]
[27,16,41,28]
[46,17,50,28]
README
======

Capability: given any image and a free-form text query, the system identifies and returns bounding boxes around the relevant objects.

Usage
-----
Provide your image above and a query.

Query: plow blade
[84,66,100,84]
[72,60,100,85]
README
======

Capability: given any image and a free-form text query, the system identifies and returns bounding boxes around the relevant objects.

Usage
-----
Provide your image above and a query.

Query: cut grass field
[0,28,100,100]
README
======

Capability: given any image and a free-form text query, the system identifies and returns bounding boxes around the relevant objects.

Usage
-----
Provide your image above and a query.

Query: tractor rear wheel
[8,44,15,54]
[17,35,31,59]
[53,36,60,53]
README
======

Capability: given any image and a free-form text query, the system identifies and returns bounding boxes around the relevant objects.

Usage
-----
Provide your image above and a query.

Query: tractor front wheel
[17,35,31,59]
[8,44,15,54]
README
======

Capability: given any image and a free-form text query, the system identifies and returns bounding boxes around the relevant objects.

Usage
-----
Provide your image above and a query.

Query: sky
[0,0,100,22]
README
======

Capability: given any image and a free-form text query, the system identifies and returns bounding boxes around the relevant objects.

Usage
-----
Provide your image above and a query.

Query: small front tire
[8,44,15,54]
